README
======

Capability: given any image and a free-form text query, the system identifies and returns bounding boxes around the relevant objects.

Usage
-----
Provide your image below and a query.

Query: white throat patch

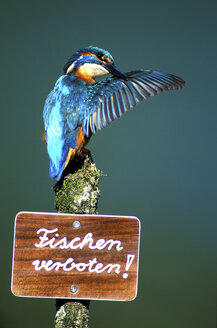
[80,63,109,77]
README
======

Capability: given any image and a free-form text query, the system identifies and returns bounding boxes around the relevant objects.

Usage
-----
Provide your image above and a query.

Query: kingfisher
[43,46,185,181]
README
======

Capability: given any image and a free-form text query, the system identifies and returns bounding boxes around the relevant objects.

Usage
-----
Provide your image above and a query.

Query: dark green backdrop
[1,0,216,327]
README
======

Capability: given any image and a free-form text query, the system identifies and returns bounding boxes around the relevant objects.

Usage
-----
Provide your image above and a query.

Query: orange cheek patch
[104,57,112,64]
[82,51,93,56]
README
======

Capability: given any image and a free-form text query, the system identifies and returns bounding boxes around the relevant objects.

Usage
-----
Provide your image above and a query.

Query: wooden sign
[11,212,140,301]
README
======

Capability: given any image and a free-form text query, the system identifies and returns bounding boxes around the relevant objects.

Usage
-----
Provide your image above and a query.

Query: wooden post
[54,153,101,328]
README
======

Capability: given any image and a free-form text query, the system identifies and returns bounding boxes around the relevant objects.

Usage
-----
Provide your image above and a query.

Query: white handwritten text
[35,228,123,251]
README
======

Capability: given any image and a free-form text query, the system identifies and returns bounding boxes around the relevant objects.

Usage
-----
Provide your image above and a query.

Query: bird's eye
[97,53,103,60]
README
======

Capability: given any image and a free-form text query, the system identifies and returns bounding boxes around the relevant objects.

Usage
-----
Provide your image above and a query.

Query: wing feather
[121,86,131,110]
[99,101,106,128]
[122,82,137,107]
[112,92,121,118]
[84,70,185,136]
[135,77,158,96]
[116,89,127,114]
[104,97,111,125]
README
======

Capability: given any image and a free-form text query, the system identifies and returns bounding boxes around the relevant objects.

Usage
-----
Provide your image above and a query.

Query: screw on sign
[70,286,78,294]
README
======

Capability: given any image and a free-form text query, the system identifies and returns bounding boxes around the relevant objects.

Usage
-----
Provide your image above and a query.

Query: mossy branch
[54,154,101,214]
[54,154,101,328]
[55,300,90,328]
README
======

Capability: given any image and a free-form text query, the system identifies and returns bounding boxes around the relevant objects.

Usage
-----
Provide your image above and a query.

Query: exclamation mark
[122,254,135,279]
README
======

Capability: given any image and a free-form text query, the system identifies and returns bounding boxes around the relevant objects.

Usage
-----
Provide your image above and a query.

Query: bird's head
[63,46,127,83]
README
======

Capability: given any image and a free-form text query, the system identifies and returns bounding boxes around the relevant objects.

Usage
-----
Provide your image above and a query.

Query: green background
[1,0,216,327]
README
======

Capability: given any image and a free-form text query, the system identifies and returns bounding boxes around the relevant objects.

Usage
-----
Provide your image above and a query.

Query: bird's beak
[102,62,127,80]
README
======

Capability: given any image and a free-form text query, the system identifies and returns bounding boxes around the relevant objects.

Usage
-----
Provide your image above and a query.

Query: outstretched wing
[83,70,185,136]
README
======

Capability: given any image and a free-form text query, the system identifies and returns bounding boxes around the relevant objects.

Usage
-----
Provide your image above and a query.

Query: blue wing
[43,75,84,180]
[43,87,67,180]
[82,70,185,136]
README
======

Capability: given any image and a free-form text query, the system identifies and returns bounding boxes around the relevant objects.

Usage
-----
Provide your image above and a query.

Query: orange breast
[76,126,92,149]
[75,66,95,83]
[63,127,92,171]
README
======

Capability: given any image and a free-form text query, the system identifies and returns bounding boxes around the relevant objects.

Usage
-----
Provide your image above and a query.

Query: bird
[43,46,185,181]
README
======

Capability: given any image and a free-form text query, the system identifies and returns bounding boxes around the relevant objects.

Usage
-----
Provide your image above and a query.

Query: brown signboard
[11,212,140,301]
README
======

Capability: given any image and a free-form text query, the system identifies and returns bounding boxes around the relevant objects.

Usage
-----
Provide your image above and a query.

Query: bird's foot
[81,147,91,155]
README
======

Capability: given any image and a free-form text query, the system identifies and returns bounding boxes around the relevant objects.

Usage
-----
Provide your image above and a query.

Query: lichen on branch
[54,154,101,214]
[55,301,90,328]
